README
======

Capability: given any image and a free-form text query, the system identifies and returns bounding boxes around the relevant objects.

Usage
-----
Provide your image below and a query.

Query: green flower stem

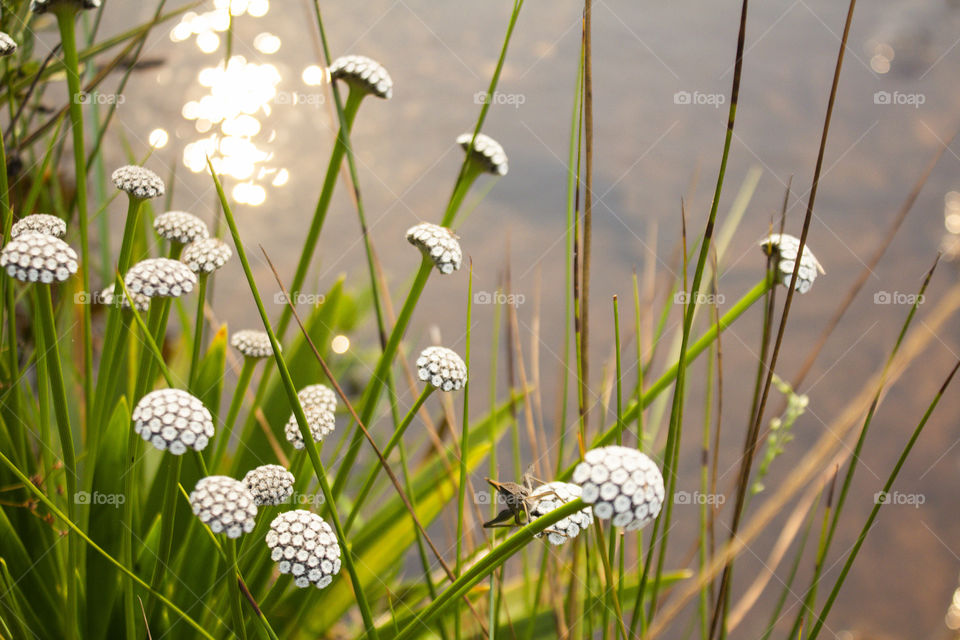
[0,130,23,464]
[274,90,362,342]
[343,385,434,532]
[146,454,182,624]
[564,277,772,473]
[189,273,209,391]
[441,163,482,227]
[53,5,93,420]
[225,538,248,640]
[456,265,474,589]
[35,285,78,640]
[331,257,433,498]
[209,157,378,638]
[212,357,256,469]
[394,499,585,640]
[0,447,215,640]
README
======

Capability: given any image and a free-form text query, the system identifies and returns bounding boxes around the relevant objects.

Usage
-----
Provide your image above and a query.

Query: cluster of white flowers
[416,346,467,392]
[759,233,824,294]
[189,476,257,539]
[112,165,165,200]
[406,223,462,275]
[266,510,341,589]
[11,214,65,239]
[243,464,295,506]
[181,238,232,274]
[132,389,215,455]
[154,211,209,244]
[328,55,393,100]
[0,232,78,283]
[457,132,508,176]
[125,258,197,298]
[230,330,275,359]
[573,446,664,530]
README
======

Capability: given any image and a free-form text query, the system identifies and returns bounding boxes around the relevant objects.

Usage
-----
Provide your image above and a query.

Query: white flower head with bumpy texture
[285,406,335,450]
[0,232,78,284]
[154,211,209,244]
[406,223,462,275]
[125,258,197,298]
[328,55,392,100]
[457,132,508,176]
[243,464,295,506]
[529,481,593,545]
[0,33,17,57]
[30,0,100,13]
[132,388,215,455]
[265,510,341,589]
[759,233,824,294]
[11,214,66,239]
[416,346,467,392]
[99,283,149,312]
[112,165,165,200]
[181,238,232,274]
[230,330,276,359]
[573,446,664,531]
[297,384,337,414]
[189,476,257,538]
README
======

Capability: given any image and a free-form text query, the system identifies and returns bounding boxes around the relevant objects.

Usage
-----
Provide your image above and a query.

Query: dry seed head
[125,258,197,298]
[230,330,275,359]
[297,384,337,414]
[181,238,232,274]
[243,464,295,506]
[456,132,508,176]
[529,481,593,545]
[572,446,664,531]
[11,214,66,239]
[285,406,335,450]
[112,165,165,200]
[406,223,462,274]
[328,55,392,100]
[132,388,215,455]
[0,33,17,57]
[189,476,257,538]
[99,283,149,312]
[266,510,341,589]
[0,232,78,283]
[759,233,824,294]
[416,346,467,392]
[154,211,209,244]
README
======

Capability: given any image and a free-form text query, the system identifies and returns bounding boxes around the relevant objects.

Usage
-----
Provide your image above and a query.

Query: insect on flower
[482,468,573,540]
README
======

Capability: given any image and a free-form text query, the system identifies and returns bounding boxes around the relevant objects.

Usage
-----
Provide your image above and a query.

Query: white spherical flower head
[181,238,232,274]
[99,283,149,312]
[529,481,593,545]
[243,464,295,506]
[230,330,275,359]
[406,223,462,275]
[285,406,335,450]
[132,388,215,455]
[265,510,341,589]
[30,0,101,13]
[11,214,66,239]
[0,33,17,57]
[759,233,824,294]
[154,211,209,244]
[416,346,467,392]
[189,476,257,538]
[329,55,393,100]
[457,132,508,176]
[125,258,197,298]
[0,232,78,284]
[297,384,337,414]
[572,446,664,531]
[112,165,165,200]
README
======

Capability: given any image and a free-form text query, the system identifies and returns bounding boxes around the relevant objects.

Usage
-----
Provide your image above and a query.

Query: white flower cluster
[297,384,337,414]
[154,211,209,244]
[243,464,295,506]
[265,510,341,589]
[529,481,593,545]
[329,55,393,100]
[125,258,197,298]
[99,283,149,312]
[406,222,462,275]
[457,132,508,176]
[11,214,65,239]
[285,406,335,450]
[0,232,78,283]
[416,346,467,392]
[0,33,17,57]
[181,238,232,274]
[759,233,824,294]
[189,476,257,538]
[230,330,275,359]
[573,446,664,531]
[112,165,165,200]
[132,388,215,455]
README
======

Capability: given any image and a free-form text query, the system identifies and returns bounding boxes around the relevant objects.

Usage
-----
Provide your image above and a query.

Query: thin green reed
[455,262,474,639]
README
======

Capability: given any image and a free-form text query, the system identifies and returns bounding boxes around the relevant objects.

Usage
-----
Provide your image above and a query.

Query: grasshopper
[482,469,561,533]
